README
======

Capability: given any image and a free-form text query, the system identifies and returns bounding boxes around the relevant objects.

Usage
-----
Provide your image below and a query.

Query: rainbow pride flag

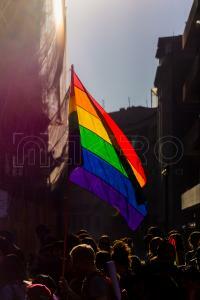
[68,67,147,230]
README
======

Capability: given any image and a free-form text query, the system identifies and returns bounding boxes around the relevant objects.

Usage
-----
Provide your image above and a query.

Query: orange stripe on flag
[74,87,99,118]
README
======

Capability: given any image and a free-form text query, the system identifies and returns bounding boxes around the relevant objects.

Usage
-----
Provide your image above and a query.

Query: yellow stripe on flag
[77,106,112,144]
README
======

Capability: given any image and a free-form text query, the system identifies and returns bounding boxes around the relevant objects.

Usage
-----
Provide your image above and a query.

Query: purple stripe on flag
[69,167,145,230]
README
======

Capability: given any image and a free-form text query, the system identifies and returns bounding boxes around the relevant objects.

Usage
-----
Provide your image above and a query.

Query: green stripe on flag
[79,125,128,177]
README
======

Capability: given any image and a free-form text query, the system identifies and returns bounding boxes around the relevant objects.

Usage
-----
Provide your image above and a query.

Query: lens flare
[53,0,64,30]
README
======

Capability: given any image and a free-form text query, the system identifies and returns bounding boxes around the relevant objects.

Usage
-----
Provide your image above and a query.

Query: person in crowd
[32,274,59,300]
[147,226,163,238]
[35,225,56,250]
[0,254,26,300]
[96,251,111,275]
[121,238,134,255]
[188,245,200,272]
[30,242,61,284]
[186,231,200,265]
[130,255,142,274]
[150,239,177,268]
[111,240,135,299]
[0,235,24,262]
[142,240,184,300]
[143,226,163,262]
[148,236,163,261]
[27,283,53,300]
[143,233,153,262]
[168,232,185,266]
[33,236,80,283]
[98,235,111,253]
[61,244,115,300]
[195,246,200,271]
[2,225,200,300]
[81,237,98,253]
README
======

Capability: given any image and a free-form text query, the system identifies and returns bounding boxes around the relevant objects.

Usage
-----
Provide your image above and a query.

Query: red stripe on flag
[90,96,147,187]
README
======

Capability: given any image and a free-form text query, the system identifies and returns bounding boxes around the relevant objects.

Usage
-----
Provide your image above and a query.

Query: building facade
[0,0,67,251]
[154,0,200,231]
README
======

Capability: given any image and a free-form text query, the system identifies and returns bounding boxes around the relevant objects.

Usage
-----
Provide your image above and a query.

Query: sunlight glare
[53,0,64,30]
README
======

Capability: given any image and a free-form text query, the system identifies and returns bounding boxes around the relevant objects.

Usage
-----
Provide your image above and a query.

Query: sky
[67,0,193,112]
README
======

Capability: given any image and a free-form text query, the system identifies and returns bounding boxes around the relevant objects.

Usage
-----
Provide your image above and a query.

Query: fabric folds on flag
[68,68,147,230]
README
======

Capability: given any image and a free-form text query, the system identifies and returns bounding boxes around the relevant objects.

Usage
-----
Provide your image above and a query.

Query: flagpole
[61,65,74,277]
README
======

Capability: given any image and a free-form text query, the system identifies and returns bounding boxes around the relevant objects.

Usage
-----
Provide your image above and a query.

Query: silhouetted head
[27,284,52,300]
[81,237,98,253]
[147,226,162,238]
[131,255,142,273]
[96,251,111,272]
[32,274,56,295]
[112,240,131,271]
[121,237,134,253]
[157,240,176,264]
[149,237,163,258]
[169,233,184,252]
[70,244,95,275]
[98,235,111,252]
[188,231,200,250]
[144,234,153,253]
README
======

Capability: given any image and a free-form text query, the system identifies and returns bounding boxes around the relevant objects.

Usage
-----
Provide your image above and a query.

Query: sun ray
[53,0,64,31]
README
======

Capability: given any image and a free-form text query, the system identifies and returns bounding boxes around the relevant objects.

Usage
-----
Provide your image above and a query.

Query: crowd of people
[0,225,200,300]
